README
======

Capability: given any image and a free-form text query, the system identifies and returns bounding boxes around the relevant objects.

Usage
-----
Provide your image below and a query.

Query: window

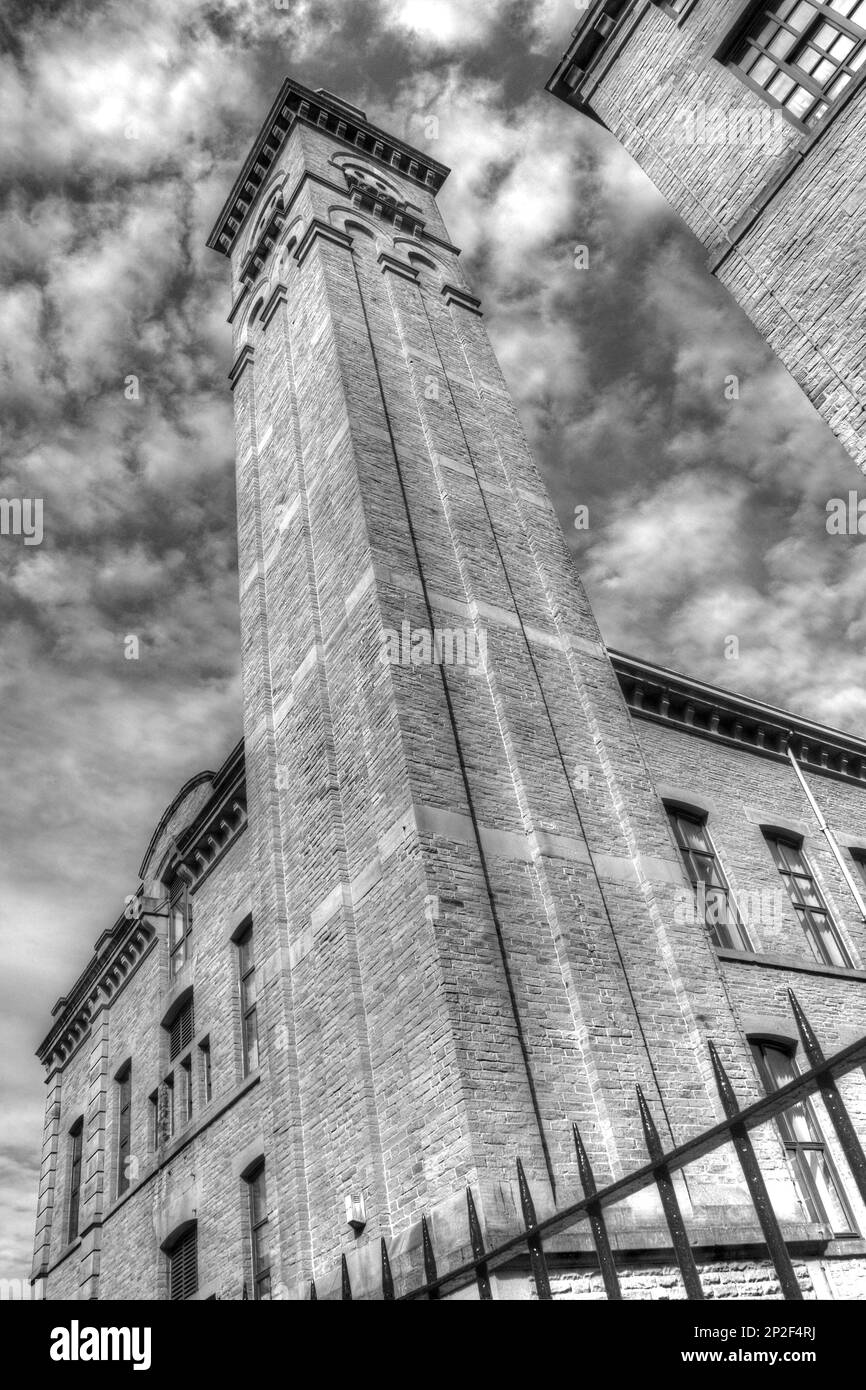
[725,0,866,128]
[180,1056,193,1126]
[169,999,194,1062]
[116,1064,132,1197]
[751,1041,856,1235]
[166,1073,175,1140]
[67,1120,83,1244]
[668,809,752,950]
[237,923,259,1076]
[200,1037,213,1104]
[246,1163,272,1300]
[168,1226,198,1300]
[850,849,866,894]
[764,833,852,966]
[149,1090,160,1151]
[168,883,192,979]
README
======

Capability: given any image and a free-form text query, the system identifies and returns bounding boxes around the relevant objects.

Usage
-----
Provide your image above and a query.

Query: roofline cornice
[609,649,866,786]
[546,0,645,113]
[38,738,247,1064]
[206,78,450,258]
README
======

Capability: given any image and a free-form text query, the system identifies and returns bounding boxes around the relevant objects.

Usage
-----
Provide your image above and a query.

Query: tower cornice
[206,77,450,258]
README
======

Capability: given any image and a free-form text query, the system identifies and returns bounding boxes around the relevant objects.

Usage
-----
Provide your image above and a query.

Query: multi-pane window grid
[766,834,852,966]
[751,1042,857,1235]
[168,884,191,979]
[728,0,866,128]
[116,1066,132,1196]
[668,810,752,950]
[168,1226,198,1301]
[67,1121,83,1243]
[238,926,259,1076]
[247,1165,272,1299]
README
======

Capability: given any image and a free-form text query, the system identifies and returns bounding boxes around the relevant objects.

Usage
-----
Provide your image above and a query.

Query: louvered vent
[169,1000,194,1061]
[169,1226,198,1301]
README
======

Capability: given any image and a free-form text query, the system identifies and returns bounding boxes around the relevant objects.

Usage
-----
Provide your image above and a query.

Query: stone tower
[206,78,765,1288]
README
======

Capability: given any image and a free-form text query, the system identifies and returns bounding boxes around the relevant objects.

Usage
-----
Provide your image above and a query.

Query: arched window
[750,1039,856,1236]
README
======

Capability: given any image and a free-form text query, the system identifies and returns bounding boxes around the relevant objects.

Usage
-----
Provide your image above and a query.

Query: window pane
[800,1149,855,1233]
[829,29,855,54]
[785,85,815,113]
[238,928,254,975]
[768,30,797,57]
[788,0,816,29]
[244,1012,259,1072]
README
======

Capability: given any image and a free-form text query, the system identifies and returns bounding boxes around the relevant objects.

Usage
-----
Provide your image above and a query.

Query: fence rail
[310,988,866,1301]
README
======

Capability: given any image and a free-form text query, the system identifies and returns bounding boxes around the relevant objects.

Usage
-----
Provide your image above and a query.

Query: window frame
[719,0,866,132]
[67,1118,84,1244]
[165,1071,175,1141]
[246,1162,272,1300]
[199,1036,213,1105]
[149,1089,160,1152]
[168,881,192,980]
[667,806,753,951]
[180,1054,193,1127]
[764,831,852,966]
[116,1063,132,1197]
[750,1039,857,1236]
[237,923,259,1078]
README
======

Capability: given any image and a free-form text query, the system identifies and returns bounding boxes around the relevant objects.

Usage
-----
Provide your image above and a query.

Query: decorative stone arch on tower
[392,238,449,282]
[328,151,406,203]
[328,205,391,255]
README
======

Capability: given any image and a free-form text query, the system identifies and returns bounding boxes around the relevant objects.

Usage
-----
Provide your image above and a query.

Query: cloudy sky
[1,0,862,1280]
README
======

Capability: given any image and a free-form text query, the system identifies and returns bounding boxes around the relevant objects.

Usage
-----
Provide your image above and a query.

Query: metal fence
[311,989,866,1300]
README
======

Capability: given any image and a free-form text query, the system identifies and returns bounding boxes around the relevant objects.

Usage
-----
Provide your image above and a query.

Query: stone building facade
[547,0,866,472]
[32,80,866,1299]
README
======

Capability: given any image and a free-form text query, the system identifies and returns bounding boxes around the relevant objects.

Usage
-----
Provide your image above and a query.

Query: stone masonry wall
[568,0,866,469]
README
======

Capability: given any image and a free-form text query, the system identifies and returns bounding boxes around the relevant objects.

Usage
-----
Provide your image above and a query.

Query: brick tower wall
[221,87,794,1286]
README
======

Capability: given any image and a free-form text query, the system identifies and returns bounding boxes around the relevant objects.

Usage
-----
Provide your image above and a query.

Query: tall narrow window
[180,1055,193,1126]
[751,1041,856,1235]
[149,1090,160,1152]
[166,1073,175,1140]
[246,1163,272,1300]
[168,1225,198,1300]
[116,1064,132,1197]
[168,883,192,979]
[199,1037,213,1104]
[668,809,751,950]
[764,833,851,966]
[67,1120,83,1244]
[724,0,866,128]
[237,923,258,1076]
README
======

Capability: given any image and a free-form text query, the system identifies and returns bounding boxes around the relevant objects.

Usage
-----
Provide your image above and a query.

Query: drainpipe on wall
[786,734,866,924]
